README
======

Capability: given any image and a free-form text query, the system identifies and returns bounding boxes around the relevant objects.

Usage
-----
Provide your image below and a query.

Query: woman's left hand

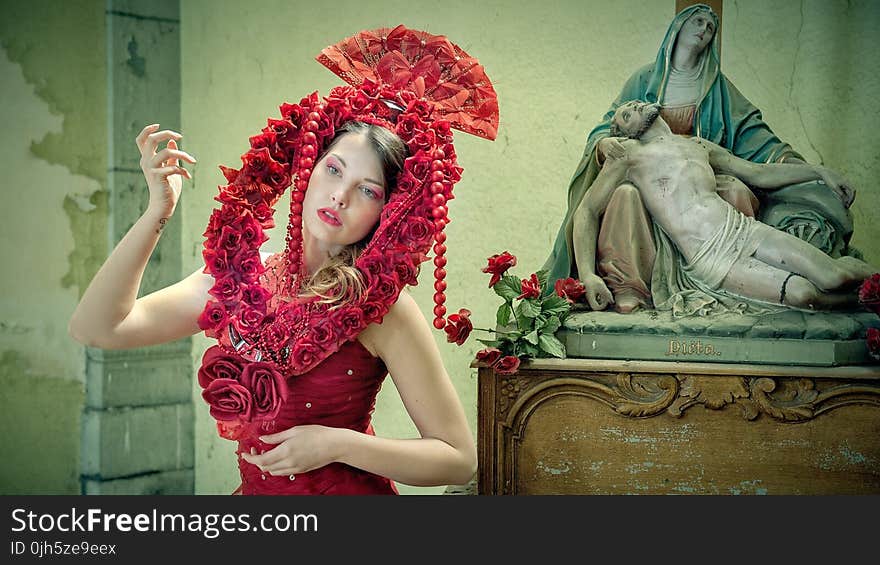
[241,425,345,476]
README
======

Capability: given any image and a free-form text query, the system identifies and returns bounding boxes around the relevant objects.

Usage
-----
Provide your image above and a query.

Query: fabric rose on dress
[554,277,586,304]
[202,378,253,422]
[197,346,245,388]
[444,308,473,345]
[494,355,521,375]
[240,362,288,421]
[482,251,516,287]
[517,273,541,300]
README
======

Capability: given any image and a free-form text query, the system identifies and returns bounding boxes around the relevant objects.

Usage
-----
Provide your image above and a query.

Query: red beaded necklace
[198,25,498,376]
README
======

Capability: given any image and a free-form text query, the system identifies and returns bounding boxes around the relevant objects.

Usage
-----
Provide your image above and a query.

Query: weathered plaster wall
[0,0,106,492]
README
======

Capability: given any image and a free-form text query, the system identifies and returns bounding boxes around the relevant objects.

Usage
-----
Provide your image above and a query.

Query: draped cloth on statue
[543,3,852,301]
[651,206,784,317]
[229,254,397,495]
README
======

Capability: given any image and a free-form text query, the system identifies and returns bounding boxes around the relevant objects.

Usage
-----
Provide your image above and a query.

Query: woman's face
[676,9,716,56]
[301,132,387,253]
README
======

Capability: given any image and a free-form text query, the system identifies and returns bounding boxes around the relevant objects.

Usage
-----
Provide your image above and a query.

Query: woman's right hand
[582,274,614,311]
[136,123,196,217]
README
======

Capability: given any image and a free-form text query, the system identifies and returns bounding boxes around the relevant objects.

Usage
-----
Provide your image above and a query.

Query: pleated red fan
[316,24,498,141]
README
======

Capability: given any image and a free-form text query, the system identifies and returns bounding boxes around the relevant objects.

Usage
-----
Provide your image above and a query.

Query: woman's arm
[68,124,206,349]
[244,292,477,487]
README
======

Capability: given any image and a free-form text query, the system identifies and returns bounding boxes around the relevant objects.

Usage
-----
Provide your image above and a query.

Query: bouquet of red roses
[859,273,880,361]
[461,251,588,375]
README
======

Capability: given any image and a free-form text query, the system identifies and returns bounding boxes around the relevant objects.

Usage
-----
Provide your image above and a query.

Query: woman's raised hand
[136,123,196,216]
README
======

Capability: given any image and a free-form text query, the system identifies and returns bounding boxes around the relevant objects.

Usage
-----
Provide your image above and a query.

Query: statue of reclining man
[573,100,874,314]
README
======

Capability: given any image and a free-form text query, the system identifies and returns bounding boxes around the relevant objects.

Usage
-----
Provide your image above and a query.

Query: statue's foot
[614,293,643,314]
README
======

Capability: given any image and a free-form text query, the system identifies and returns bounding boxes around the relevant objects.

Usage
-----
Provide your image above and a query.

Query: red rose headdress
[199,25,499,383]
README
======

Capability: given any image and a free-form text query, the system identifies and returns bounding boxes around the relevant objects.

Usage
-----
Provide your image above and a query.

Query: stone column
[80,0,193,494]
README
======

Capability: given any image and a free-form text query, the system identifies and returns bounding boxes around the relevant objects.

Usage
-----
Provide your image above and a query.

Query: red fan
[316,25,499,140]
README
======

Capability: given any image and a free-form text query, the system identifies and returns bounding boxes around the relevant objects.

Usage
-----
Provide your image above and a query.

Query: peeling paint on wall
[61,191,109,296]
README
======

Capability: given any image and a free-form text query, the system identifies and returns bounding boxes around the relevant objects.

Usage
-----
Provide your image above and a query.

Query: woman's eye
[327,164,339,175]
[361,186,378,199]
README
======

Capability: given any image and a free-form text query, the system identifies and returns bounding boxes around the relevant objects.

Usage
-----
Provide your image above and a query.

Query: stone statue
[573,100,873,317]
[544,3,855,314]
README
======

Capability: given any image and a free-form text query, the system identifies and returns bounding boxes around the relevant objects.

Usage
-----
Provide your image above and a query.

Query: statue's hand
[582,274,614,311]
[598,136,627,163]
[818,167,856,208]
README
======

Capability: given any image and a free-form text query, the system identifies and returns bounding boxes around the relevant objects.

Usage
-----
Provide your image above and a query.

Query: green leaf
[540,317,561,334]
[520,342,540,358]
[475,338,502,348]
[514,306,534,331]
[541,295,570,317]
[493,275,521,302]
[538,333,566,358]
[524,330,539,345]
[519,298,541,318]
[496,303,511,327]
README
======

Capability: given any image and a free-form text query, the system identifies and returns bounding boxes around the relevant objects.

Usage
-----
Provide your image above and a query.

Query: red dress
[234,339,398,495]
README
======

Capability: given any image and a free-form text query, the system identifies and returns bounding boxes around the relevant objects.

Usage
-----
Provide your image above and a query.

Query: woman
[68,25,499,494]
[545,4,853,314]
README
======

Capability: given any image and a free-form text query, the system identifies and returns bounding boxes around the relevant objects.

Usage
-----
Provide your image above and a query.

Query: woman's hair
[300,121,408,307]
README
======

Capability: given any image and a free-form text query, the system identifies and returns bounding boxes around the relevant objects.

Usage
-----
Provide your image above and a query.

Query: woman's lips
[318,207,342,227]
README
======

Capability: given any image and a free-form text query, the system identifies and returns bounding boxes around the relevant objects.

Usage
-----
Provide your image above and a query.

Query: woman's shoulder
[357,290,422,355]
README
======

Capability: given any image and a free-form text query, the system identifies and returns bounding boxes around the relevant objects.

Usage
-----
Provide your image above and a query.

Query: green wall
[2,0,878,494]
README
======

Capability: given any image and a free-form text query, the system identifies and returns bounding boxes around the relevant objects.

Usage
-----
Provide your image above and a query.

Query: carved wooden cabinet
[477,358,880,494]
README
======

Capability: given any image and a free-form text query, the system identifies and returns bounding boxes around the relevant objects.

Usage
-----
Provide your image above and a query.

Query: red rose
[859,274,880,315]
[252,203,275,229]
[369,273,399,302]
[203,248,230,275]
[482,251,516,287]
[406,152,433,181]
[555,277,586,304]
[433,120,453,142]
[406,99,432,120]
[401,216,434,248]
[198,300,230,332]
[412,130,437,152]
[397,114,426,139]
[240,362,288,421]
[867,328,880,361]
[197,345,245,388]
[202,378,253,422]
[392,252,420,286]
[241,147,273,177]
[445,308,473,345]
[238,213,268,248]
[238,307,265,331]
[280,103,306,126]
[395,172,418,194]
[517,273,541,300]
[330,307,364,337]
[261,318,291,351]
[475,347,502,366]
[242,284,271,311]
[209,275,242,303]
[249,131,277,151]
[218,224,243,253]
[291,340,321,369]
[361,301,386,324]
[263,118,297,142]
[234,251,266,284]
[495,355,521,375]
[219,165,240,184]
[265,159,291,192]
[311,319,338,347]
